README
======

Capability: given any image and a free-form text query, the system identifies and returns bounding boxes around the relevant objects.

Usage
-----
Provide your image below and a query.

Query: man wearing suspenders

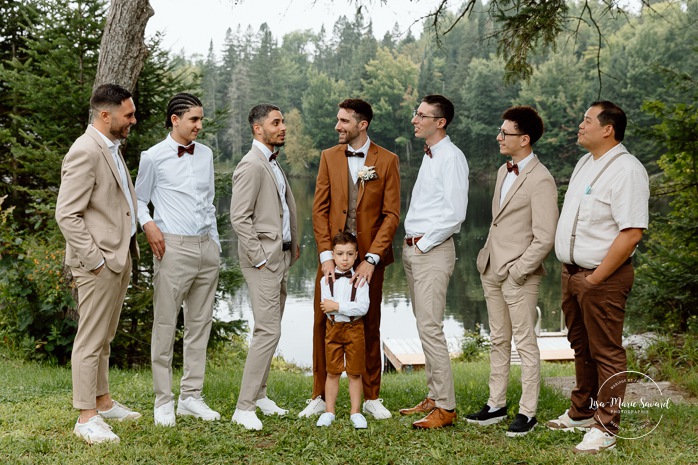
[548,101,650,454]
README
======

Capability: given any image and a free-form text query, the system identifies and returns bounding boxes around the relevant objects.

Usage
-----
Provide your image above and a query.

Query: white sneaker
[73,415,120,444]
[351,413,368,429]
[98,400,142,421]
[256,396,289,416]
[232,409,263,431]
[546,409,596,431]
[154,400,176,427]
[298,396,326,418]
[363,399,392,419]
[573,428,617,454]
[176,396,221,421]
[316,412,335,427]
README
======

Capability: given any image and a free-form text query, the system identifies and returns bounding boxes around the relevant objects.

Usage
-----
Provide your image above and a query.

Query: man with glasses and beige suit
[466,105,558,437]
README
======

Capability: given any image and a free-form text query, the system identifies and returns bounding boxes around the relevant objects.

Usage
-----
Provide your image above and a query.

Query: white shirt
[135,134,220,250]
[320,268,370,322]
[318,137,380,266]
[92,125,136,237]
[555,143,649,268]
[346,137,371,184]
[500,152,535,207]
[404,135,469,253]
[253,139,291,243]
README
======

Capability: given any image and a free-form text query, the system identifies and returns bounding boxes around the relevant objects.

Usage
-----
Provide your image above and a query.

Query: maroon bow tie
[345,149,364,158]
[269,151,279,162]
[424,145,432,158]
[177,144,195,157]
[335,270,353,279]
[506,161,519,176]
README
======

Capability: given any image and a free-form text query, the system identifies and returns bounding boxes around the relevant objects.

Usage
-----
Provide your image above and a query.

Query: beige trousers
[151,233,219,407]
[71,255,131,409]
[236,250,290,411]
[480,267,541,417]
[403,238,457,410]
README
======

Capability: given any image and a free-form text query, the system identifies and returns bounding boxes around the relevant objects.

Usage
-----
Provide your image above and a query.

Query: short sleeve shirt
[555,143,650,268]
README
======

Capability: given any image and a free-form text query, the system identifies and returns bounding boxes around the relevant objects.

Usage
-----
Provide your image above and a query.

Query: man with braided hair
[135,92,221,426]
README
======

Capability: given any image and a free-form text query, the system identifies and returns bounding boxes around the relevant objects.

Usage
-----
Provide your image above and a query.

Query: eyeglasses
[498,129,525,139]
[413,110,443,121]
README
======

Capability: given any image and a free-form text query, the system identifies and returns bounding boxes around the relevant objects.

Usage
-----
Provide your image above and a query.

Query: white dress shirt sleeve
[337,280,370,317]
[419,155,469,253]
[135,151,156,228]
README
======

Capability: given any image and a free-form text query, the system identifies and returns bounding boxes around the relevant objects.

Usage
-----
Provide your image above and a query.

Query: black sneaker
[506,414,537,437]
[465,405,507,426]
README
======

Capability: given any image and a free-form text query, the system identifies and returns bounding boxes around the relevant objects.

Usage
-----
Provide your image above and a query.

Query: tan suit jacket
[476,156,558,284]
[230,146,298,270]
[312,142,400,263]
[55,125,139,273]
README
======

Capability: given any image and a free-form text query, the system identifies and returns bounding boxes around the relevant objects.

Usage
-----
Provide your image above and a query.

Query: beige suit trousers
[71,254,131,409]
[236,250,291,411]
[151,233,219,407]
[480,267,541,417]
[402,238,456,410]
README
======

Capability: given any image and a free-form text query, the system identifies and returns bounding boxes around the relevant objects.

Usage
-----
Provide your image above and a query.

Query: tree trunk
[93,0,154,92]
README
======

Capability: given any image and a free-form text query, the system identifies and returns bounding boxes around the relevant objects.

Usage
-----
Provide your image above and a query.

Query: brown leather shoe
[412,407,456,429]
[399,398,436,416]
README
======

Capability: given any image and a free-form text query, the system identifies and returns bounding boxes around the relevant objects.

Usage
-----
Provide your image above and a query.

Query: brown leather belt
[405,236,422,247]
[564,257,632,274]
[329,315,361,324]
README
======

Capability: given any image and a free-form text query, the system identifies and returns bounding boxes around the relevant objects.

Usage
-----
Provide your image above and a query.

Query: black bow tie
[269,151,279,162]
[177,144,195,157]
[506,161,519,176]
[424,145,432,158]
[335,271,353,279]
[345,150,364,158]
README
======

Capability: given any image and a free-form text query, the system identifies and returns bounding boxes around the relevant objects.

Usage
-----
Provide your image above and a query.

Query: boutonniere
[357,166,378,186]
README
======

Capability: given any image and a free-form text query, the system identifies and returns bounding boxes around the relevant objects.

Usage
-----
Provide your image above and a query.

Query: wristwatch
[365,255,377,266]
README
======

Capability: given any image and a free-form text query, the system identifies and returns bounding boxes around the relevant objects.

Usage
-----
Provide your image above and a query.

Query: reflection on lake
[217,175,564,368]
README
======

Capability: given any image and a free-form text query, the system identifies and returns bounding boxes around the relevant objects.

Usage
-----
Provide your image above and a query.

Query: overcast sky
[145,0,448,58]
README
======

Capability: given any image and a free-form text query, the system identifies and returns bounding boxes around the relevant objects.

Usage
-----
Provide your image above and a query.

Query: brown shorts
[325,318,366,376]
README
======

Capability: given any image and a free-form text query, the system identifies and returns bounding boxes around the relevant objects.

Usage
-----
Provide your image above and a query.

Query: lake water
[216,175,565,368]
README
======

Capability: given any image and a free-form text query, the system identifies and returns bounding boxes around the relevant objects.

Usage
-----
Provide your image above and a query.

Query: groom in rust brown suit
[299,98,400,420]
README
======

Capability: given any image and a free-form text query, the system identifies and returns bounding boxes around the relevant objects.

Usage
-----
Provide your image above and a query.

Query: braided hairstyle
[165,93,203,128]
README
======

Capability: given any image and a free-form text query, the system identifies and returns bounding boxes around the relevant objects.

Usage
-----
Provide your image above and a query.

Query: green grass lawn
[0,354,695,465]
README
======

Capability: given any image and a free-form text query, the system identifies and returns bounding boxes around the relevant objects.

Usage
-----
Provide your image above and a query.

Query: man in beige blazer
[55,84,141,444]
[467,105,558,437]
[299,98,400,420]
[230,104,299,431]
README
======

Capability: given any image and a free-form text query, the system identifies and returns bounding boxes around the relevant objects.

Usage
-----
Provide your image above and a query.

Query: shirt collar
[347,137,371,155]
[166,133,195,152]
[427,135,450,155]
[511,152,535,171]
[252,139,275,160]
[593,143,626,163]
[91,124,119,152]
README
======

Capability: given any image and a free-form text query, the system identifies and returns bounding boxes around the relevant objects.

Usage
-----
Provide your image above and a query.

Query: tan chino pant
[236,250,290,411]
[151,233,219,407]
[402,238,457,410]
[71,255,131,409]
[481,268,542,417]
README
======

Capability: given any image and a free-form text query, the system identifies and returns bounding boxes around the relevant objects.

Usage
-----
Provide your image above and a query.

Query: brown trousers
[562,261,634,434]
[312,265,384,400]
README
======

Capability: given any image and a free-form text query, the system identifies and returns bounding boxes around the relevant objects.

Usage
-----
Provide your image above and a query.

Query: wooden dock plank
[383,334,573,372]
